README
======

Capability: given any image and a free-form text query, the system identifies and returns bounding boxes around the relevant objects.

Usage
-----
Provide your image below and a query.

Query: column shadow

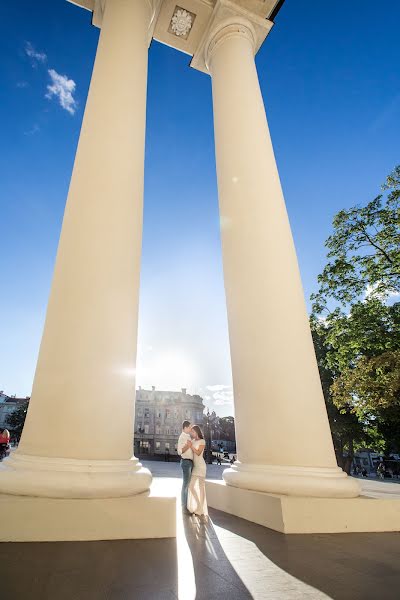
[182,514,253,600]
[0,537,179,599]
[209,508,400,600]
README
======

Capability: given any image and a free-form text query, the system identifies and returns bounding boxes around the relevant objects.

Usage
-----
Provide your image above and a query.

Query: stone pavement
[1,460,400,599]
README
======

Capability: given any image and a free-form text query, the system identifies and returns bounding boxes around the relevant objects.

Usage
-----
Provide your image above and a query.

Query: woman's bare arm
[192,441,205,456]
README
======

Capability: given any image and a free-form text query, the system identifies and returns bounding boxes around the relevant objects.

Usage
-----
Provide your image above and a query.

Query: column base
[0,452,152,498]
[0,492,176,541]
[206,480,400,533]
[223,462,361,498]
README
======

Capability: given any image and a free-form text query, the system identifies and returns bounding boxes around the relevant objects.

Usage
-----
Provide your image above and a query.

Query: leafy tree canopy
[311,166,400,314]
[6,402,28,437]
[310,166,400,458]
[311,298,400,374]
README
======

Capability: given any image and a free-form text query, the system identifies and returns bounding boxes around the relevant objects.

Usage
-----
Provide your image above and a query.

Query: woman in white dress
[187,425,208,517]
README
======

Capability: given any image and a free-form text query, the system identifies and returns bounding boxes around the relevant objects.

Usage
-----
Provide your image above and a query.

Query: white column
[207,18,359,498]
[0,0,154,498]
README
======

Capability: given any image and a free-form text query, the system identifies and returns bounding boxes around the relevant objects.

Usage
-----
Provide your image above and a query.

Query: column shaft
[208,21,359,497]
[0,0,152,497]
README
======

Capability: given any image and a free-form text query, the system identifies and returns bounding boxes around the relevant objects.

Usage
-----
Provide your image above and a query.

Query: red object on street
[0,429,10,444]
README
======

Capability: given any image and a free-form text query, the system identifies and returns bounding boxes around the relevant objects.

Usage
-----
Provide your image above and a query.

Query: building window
[174,428,179,435]
[157,410,162,418]
[155,425,161,435]
[144,424,149,434]
[144,408,150,418]
[166,427,170,435]
[165,409,171,419]
[137,408,143,417]
[155,441,161,450]
[165,442,170,450]
[139,441,150,454]
[185,410,191,419]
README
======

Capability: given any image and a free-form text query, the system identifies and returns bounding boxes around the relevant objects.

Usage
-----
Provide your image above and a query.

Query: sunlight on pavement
[150,474,197,600]
[148,463,337,599]
[176,502,197,600]
[212,524,332,599]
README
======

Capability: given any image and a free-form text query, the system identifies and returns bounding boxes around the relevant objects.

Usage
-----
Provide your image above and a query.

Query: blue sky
[0,0,399,416]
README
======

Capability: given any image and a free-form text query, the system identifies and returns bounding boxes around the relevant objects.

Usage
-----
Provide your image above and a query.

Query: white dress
[187,439,208,516]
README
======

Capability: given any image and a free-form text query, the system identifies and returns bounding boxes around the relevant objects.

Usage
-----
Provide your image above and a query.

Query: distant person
[177,420,193,515]
[0,429,10,461]
[0,429,10,444]
[187,425,208,518]
[230,455,236,465]
[377,462,385,480]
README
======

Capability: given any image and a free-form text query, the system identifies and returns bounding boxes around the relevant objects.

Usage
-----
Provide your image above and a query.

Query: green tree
[310,166,400,459]
[7,401,29,440]
[311,319,368,472]
[320,298,400,373]
[312,299,400,458]
[218,416,235,442]
[332,350,400,455]
[311,166,400,313]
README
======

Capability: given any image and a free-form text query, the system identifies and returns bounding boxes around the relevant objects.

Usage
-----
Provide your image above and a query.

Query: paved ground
[149,459,400,498]
[1,461,400,599]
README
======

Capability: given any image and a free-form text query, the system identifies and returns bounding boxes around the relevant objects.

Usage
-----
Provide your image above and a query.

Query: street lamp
[205,408,213,464]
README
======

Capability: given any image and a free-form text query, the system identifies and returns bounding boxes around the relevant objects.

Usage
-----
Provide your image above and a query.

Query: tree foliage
[7,402,28,438]
[311,320,369,471]
[310,166,400,460]
[332,351,400,415]
[217,416,235,441]
[311,166,400,313]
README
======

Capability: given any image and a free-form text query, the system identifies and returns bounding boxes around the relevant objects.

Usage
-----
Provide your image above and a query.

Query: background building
[134,387,205,457]
[0,392,30,431]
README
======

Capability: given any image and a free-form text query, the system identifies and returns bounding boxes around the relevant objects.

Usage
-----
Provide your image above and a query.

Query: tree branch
[358,225,394,265]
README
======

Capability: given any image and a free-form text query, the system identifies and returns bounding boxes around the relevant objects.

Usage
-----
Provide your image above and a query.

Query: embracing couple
[177,420,208,518]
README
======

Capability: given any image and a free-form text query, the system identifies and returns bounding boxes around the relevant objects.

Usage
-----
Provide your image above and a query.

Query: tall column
[207,18,359,498]
[0,0,154,498]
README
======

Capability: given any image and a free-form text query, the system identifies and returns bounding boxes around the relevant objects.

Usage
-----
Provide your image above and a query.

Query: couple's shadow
[181,511,252,599]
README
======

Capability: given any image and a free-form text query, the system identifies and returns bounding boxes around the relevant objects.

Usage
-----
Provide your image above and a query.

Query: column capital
[92,0,162,42]
[204,17,257,72]
[191,0,273,74]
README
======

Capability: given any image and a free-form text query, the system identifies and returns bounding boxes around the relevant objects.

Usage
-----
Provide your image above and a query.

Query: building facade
[134,387,205,457]
[0,393,30,431]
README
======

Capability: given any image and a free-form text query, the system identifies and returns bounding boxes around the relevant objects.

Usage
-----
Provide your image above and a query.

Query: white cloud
[46,69,77,115]
[205,384,234,406]
[365,282,400,303]
[389,290,400,299]
[213,389,233,406]
[17,81,29,89]
[206,384,228,392]
[316,314,328,324]
[25,41,47,65]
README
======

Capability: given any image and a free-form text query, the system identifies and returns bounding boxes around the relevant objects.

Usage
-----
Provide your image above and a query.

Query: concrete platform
[2,482,400,599]
[206,480,400,533]
[0,491,176,542]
